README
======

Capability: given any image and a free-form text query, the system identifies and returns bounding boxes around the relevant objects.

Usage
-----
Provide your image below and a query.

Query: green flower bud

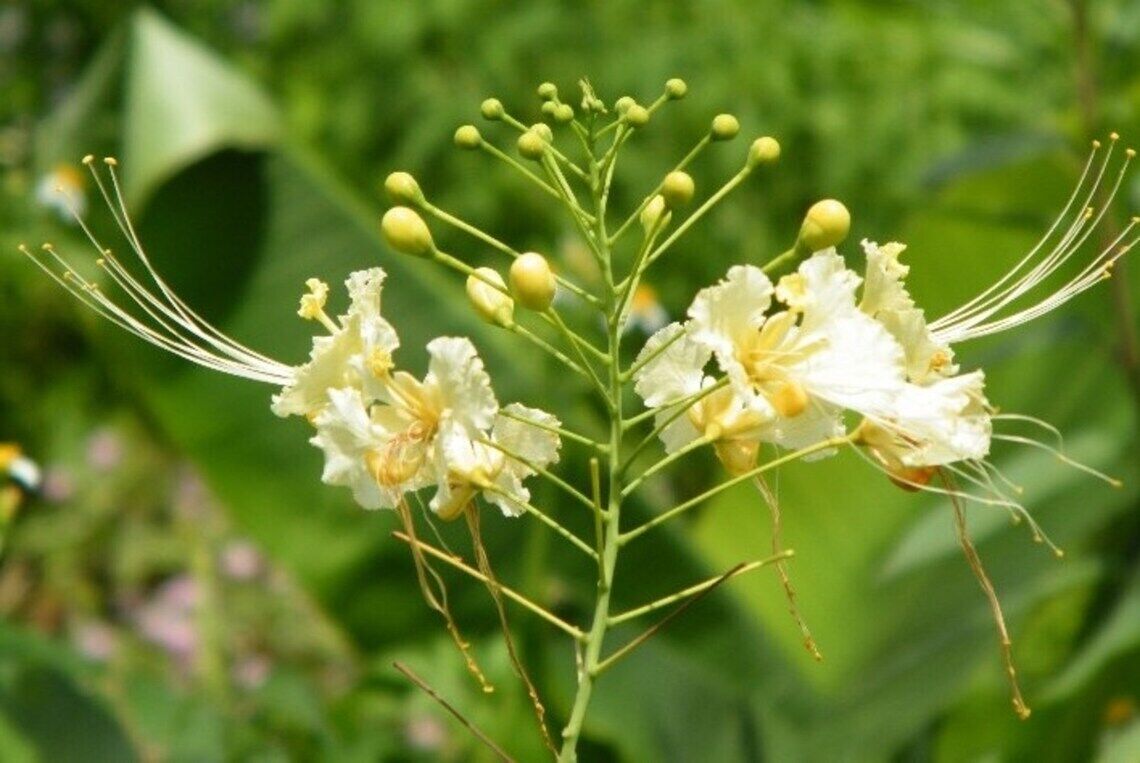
[661,171,695,208]
[710,113,740,141]
[639,194,671,234]
[614,96,635,114]
[747,136,781,167]
[531,123,554,142]
[480,98,504,120]
[454,125,482,150]
[554,103,575,123]
[541,100,558,117]
[466,267,514,327]
[537,82,558,100]
[517,129,546,160]
[383,172,423,206]
[665,78,688,99]
[797,199,851,251]
[624,104,650,128]
[381,206,435,257]
[509,252,557,311]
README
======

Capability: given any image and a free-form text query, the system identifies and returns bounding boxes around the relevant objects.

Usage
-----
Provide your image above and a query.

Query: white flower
[309,336,500,511]
[633,254,907,472]
[35,164,87,222]
[687,255,905,452]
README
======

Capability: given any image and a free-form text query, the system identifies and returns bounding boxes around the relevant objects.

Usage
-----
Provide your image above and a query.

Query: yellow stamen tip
[95,258,105,267]
[1053,548,1066,559]
[1092,140,1102,149]
[1127,148,1137,159]
[104,157,118,166]
[41,243,52,251]
[1110,132,1120,141]
[82,154,95,165]
[1110,478,1124,489]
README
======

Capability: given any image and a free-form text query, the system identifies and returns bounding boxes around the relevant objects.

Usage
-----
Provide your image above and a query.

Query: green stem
[620,435,714,497]
[557,124,624,763]
[609,134,712,245]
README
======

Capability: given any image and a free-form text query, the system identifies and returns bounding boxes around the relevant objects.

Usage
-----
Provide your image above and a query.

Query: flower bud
[517,130,546,160]
[509,252,557,311]
[661,171,695,208]
[541,100,558,117]
[537,82,558,100]
[639,195,671,234]
[531,123,554,142]
[665,78,688,100]
[797,199,851,252]
[466,267,514,327]
[710,114,740,141]
[614,96,635,114]
[554,103,575,123]
[747,136,780,167]
[480,98,504,120]
[624,104,650,128]
[453,125,482,150]
[383,172,423,206]
[381,206,434,257]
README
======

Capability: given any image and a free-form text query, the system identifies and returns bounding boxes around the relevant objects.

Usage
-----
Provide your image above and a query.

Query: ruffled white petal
[687,265,773,368]
[425,337,498,432]
[309,387,392,510]
[632,322,711,408]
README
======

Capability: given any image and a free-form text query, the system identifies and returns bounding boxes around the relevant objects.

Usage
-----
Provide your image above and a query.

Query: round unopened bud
[480,98,504,120]
[541,100,558,117]
[665,78,688,99]
[639,194,672,233]
[710,114,740,141]
[381,206,434,257]
[747,136,780,167]
[384,172,423,205]
[661,171,695,208]
[517,129,546,160]
[454,125,482,150]
[614,96,635,114]
[537,82,558,100]
[466,267,514,327]
[798,199,851,251]
[509,252,557,311]
[625,104,650,128]
[554,103,574,123]
[531,123,554,142]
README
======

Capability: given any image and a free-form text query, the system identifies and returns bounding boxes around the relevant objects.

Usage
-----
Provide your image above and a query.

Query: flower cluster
[634,137,1135,521]
[271,268,561,518]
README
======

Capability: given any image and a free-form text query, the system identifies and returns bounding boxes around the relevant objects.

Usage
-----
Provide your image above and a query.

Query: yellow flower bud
[383,172,423,206]
[480,98,504,120]
[624,104,650,128]
[531,123,554,142]
[554,103,574,124]
[537,82,558,100]
[466,267,514,327]
[454,125,482,150]
[509,252,557,311]
[639,195,671,233]
[661,171,695,208]
[614,96,635,114]
[665,78,688,100]
[747,136,780,167]
[517,130,546,160]
[797,199,851,252]
[541,100,558,117]
[710,113,740,141]
[381,206,434,257]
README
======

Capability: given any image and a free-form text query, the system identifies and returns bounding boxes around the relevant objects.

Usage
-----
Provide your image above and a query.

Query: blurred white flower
[34,163,86,222]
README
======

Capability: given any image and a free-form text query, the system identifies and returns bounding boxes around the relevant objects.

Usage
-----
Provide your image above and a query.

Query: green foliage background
[2,1,1140,760]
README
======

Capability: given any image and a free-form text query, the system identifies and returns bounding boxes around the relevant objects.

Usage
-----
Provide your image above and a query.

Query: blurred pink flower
[85,428,123,472]
[221,540,264,582]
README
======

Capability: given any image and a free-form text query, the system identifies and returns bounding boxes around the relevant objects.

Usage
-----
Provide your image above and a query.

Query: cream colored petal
[632,322,711,408]
[425,336,498,431]
[493,403,562,474]
[687,265,773,364]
